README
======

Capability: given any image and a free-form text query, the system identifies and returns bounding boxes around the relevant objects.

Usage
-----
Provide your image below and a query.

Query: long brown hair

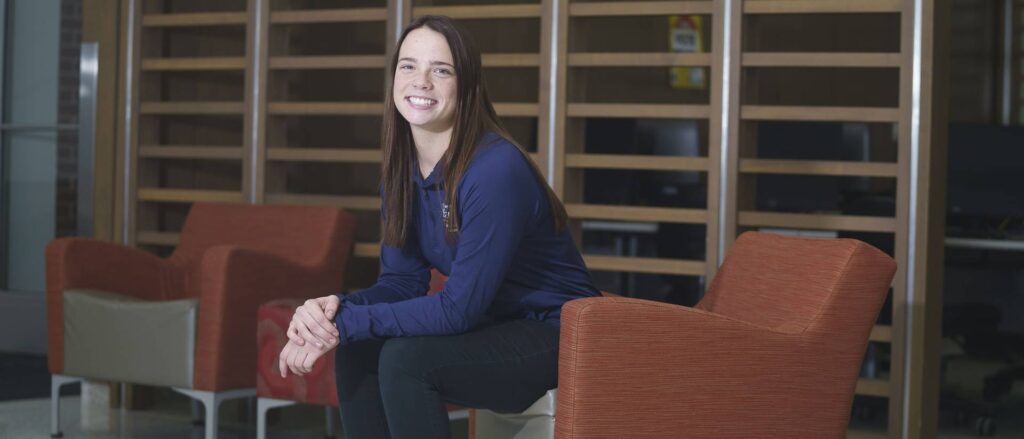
[381,15,567,247]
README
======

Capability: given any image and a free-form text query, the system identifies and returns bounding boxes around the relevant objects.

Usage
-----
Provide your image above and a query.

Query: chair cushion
[63,289,197,388]
[475,388,556,439]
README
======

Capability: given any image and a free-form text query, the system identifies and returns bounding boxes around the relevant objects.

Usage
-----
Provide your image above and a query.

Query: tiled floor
[0,395,471,439]
[0,392,1020,438]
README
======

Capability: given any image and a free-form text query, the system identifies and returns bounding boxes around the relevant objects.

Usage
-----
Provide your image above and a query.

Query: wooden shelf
[268,55,386,70]
[567,204,706,224]
[742,52,903,68]
[142,12,248,27]
[568,103,711,119]
[136,231,180,246]
[565,153,708,172]
[743,0,902,14]
[569,1,714,17]
[482,53,541,68]
[354,242,381,258]
[739,159,898,177]
[494,103,540,117]
[139,101,245,115]
[584,255,705,276]
[270,8,387,24]
[413,4,542,19]
[569,52,712,67]
[738,211,897,233]
[264,193,381,211]
[266,148,381,163]
[267,102,383,115]
[855,378,889,397]
[141,57,246,71]
[741,105,900,123]
[138,146,243,160]
[137,188,244,203]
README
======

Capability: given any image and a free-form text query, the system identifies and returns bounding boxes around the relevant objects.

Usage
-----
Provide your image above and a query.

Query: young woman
[278,15,599,439]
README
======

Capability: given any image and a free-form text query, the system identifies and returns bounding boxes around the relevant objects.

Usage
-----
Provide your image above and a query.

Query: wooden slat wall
[115,1,944,436]
[555,0,721,299]
[1014,0,1023,125]
[727,1,908,437]
[126,0,251,250]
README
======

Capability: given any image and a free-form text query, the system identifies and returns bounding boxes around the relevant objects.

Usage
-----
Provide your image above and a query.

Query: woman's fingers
[303,299,340,338]
[296,304,336,347]
[278,343,292,378]
[286,321,305,346]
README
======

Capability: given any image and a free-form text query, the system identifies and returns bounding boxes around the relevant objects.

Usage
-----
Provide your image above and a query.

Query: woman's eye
[434,68,452,76]
[398,64,414,71]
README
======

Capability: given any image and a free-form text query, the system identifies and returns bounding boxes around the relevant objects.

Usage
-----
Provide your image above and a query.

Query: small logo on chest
[441,203,451,221]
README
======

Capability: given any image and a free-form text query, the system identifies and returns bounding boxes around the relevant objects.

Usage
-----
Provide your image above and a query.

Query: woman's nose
[412,72,431,89]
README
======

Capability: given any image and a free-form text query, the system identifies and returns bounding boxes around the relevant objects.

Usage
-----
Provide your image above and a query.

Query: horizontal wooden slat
[266,148,381,163]
[482,53,541,67]
[270,8,387,24]
[137,188,243,203]
[585,255,706,276]
[414,4,542,19]
[569,52,711,67]
[138,146,243,160]
[567,204,706,224]
[739,159,898,177]
[744,0,903,14]
[870,325,892,342]
[568,104,710,119]
[269,55,386,70]
[136,231,179,246]
[264,193,381,211]
[570,1,714,17]
[855,378,889,397]
[738,211,897,233]
[267,102,383,115]
[741,105,900,123]
[494,103,540,117]
[742,52,903,68]
[565,153,708,171]
[139,101,245,115]
[142,12,247,27]
[354,242,381,258]
[141,57,246,71]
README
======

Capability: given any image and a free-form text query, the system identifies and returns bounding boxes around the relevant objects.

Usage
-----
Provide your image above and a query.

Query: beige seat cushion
[475,388,556,439]
[63,289,198,388]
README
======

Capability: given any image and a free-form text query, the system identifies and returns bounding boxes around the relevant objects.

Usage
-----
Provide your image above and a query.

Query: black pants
[334,319,559,439]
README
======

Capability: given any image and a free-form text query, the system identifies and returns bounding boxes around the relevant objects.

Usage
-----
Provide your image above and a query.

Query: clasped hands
[278,295,341,378]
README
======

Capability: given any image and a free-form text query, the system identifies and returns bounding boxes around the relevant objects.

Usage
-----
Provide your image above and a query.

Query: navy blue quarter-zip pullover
[334,132,599,344]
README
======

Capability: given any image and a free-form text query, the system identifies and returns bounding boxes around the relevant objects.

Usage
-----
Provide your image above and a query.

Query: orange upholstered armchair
[555,231,897,439]
[46,202,355,438]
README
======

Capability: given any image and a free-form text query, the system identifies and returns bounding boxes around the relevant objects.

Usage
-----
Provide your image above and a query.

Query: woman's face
[393,27,457,133]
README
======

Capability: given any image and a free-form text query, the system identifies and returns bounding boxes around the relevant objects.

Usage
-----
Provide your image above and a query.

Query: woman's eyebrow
[398,57,454,68]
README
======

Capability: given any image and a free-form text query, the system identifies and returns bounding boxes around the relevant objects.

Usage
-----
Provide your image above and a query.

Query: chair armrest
[556,297,857,439]
[191,245,341,391]
[45,237,179,373]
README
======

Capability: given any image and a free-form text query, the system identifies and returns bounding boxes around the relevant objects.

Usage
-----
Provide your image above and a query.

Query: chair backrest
[697,231,896,335]
[171,202,355,269]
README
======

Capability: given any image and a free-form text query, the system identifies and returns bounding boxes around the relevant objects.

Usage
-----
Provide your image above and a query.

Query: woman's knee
[378,337,434,385]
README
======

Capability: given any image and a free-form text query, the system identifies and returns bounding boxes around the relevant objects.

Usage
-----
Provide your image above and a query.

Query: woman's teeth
[409,97,436,106]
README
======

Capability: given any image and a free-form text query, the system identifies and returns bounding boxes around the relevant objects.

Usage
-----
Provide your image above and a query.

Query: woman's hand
[288,295,341,349]
[278,338,336,378]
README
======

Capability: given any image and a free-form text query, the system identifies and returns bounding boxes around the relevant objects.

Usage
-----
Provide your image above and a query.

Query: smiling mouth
[406,96,437,107]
